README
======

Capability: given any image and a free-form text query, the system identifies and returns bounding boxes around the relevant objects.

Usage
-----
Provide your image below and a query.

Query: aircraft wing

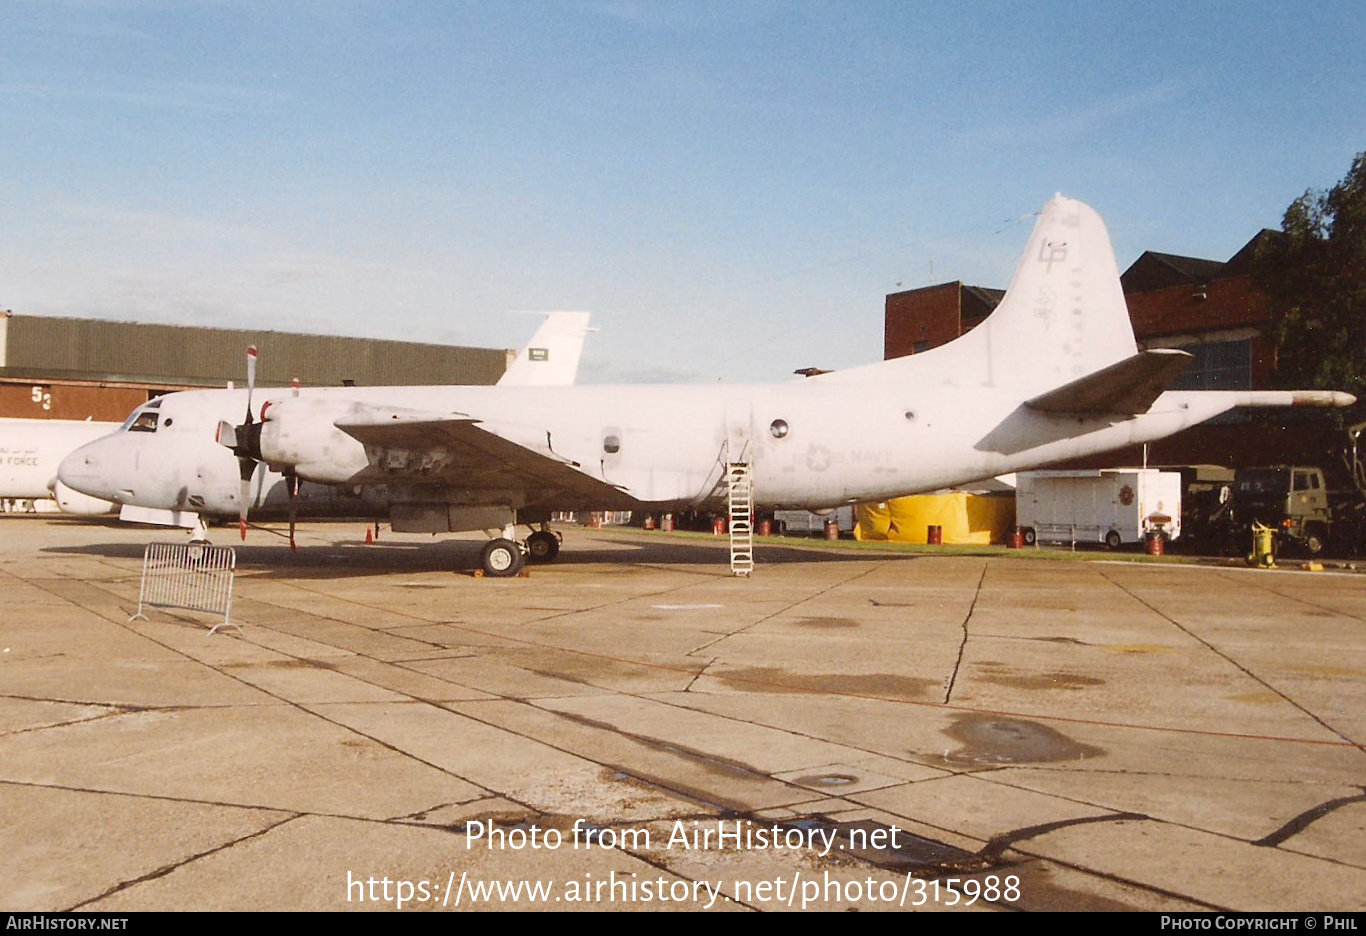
[334,406,634,506]
[1024,349,1193,416]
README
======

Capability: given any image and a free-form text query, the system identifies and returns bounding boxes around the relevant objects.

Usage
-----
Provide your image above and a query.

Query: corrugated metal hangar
[0,311,511,422]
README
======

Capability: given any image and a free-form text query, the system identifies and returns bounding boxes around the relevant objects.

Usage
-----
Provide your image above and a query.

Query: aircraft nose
[58,438,123,501]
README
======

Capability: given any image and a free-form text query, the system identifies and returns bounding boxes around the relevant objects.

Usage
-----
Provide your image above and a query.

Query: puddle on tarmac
[971,661,1103,690]
[1099,643,1172,654]
[976,671,1105,691]
[793,617,859,629]
[940,714,1105,765]
[716,666,938,701]
[229,658,336,670]
[512,651,702,686]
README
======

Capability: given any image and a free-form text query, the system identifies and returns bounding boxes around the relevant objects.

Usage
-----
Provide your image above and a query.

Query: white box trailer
[1016,470,1182,548]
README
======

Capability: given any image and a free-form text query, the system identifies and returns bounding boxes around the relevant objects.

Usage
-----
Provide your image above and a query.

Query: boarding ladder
[727,462,754,576]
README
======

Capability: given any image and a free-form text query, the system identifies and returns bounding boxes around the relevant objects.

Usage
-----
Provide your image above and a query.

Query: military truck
[1229,466,1333,556]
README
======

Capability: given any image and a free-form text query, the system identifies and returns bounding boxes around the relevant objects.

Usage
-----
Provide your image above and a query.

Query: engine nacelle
[53,480,117,515]
[256,397,370,483]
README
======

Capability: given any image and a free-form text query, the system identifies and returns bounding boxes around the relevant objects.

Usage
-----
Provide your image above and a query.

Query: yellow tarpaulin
[855,493,1015,544]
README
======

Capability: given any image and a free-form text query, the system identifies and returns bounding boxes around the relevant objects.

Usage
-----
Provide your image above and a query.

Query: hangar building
[0,311,510,422]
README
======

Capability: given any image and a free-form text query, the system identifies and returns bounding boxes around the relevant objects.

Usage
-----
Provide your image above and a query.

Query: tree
[1255,150,1366,402]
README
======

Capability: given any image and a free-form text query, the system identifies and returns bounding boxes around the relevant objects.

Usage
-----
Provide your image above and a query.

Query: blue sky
[1,1,1363,383]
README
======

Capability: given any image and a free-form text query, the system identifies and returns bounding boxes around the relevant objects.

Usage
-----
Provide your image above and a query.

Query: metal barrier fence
[130,542,240,635]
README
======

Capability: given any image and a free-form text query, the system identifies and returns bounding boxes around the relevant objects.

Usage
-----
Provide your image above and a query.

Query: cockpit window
[129,411,159,432]
[120,397,164,433]
[121,408,160,433]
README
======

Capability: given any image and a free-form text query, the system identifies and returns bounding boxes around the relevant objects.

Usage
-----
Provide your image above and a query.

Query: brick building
[883,231,1342,469]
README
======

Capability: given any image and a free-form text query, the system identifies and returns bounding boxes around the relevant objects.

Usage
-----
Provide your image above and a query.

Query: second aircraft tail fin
[498,312,593,387]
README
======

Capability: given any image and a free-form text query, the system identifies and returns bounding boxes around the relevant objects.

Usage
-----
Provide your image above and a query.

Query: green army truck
[1231,466,1333,556]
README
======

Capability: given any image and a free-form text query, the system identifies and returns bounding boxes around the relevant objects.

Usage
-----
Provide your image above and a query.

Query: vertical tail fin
[970,195,1137,390]
[828,195,1136,391]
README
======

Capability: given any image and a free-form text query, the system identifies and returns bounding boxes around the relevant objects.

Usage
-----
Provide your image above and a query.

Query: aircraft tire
[526,530,560,563]
[1105,530,1122,550]
[1022,527,1037,546]
[480,538,525,577]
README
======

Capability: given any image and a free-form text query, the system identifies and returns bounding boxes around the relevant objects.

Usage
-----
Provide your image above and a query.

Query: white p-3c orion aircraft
[59,196,1353,576]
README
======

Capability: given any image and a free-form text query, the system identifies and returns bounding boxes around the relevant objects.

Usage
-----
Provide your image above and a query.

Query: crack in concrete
[683,657,717,693]
[944,561,989,705]
[0,708,127,738]
[68,813,302,911]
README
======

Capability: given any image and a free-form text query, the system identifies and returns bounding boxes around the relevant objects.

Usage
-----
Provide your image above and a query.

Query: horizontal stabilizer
[1025,349,1193,416]
[1227,389,1357,408]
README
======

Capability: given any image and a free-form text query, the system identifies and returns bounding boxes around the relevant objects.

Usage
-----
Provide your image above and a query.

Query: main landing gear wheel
[480,538,525,577]
[1022,527,1037,546]
[525,530,561,563]
[1105,530,1122,550]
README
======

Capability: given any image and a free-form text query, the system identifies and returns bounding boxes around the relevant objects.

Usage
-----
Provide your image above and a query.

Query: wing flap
[1025,349,1193,416]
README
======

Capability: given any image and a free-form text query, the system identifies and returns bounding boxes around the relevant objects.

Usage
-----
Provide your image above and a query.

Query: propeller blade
[245,345,258,424]
[238,454,255,541]
[236,346,261,541]
[288,473,299,552]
